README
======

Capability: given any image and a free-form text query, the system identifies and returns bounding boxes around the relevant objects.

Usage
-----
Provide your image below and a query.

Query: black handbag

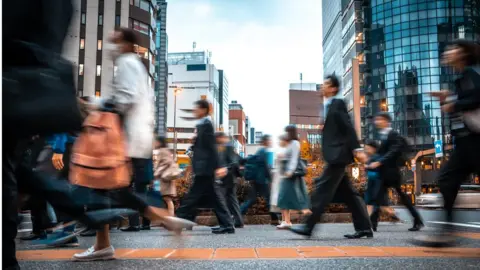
[293,158,307,177]
[3,41,83,137]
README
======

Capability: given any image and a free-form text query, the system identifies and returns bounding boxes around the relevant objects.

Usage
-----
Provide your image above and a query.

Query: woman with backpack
[276,125,311,229]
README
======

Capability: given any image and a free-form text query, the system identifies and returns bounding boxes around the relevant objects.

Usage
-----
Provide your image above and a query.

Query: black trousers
[240,182,279,221]
[177,175,234,228]
[437,134,480,222]
[214,182,243,227]
[127,158,152,228]
[306,164,371,232]
[370,185,422,228]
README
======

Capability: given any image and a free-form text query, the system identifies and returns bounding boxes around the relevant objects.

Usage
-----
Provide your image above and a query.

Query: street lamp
[173,87,182,162]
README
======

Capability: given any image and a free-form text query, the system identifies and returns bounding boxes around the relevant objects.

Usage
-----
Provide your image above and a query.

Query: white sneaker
[73,245,115,261]
[276,222,292,229]
[163,216,197,231]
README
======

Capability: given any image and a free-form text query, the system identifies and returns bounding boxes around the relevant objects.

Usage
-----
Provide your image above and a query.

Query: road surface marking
[428,221,480,229]
[16,246,480,261]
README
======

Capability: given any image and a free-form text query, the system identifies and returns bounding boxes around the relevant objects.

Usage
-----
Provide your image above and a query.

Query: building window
[98,14,103,26]
[139,0,150,11]
[97,40,102,50]
[96,65,102,76]
[80,39,85,50]
[78,64,84,75]
[115,15,121,26]
[81,13,86,24]
[95,90,101,97]
[187,64,207,71]
[132,19,149,35]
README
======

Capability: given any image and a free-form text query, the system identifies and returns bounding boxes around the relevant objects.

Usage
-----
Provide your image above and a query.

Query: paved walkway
[17,224,480,269]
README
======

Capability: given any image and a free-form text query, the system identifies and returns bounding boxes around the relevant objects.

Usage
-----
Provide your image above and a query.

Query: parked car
[416,185,480,209]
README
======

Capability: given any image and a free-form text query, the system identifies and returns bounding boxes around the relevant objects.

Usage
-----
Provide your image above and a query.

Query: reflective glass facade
[323,0,344,83]
[363,0,480,151]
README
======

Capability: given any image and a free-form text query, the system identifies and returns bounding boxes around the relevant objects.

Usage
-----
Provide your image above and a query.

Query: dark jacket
[191,118,219,177]
[377,129,403,186]
[450,66,480,136]
[255,147,272,184]
[321,98,360,165]
[217,143,239,187]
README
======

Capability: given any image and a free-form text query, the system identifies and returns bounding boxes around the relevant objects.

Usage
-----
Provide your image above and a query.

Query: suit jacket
[191,118,219,177]
[217,143,239,187]
[255,147,272,184]
[321,98,360,165]
[377,129,403,186]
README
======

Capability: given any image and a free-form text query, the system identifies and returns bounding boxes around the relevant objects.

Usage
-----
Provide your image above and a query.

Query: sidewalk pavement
[17,223,480,270]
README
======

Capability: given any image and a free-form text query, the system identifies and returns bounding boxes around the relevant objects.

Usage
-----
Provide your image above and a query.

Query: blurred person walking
[240,135,281,225]
[152,136,181,217]
[289,75,372,239]
[368,113,423,232]
[276,127,311,229]
[416,40,480,247]
[212,132,244,233]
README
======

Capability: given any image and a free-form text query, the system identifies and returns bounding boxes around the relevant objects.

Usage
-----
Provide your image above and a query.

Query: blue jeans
[240,182,279,221]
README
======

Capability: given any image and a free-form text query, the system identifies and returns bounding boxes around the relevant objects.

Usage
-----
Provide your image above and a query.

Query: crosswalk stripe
[428,221,480,229]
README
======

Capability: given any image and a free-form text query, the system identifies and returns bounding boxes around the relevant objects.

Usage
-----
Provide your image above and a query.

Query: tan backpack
[69,111,131,190]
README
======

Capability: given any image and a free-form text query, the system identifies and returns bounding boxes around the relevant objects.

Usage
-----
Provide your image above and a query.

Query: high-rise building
[341,0,366,138]
[166,51,222,166]
[154,0,168,135]
[218,70,230,128]
[65,0,157,98]
[322,0,344,82]
[362,0,480,151]
[249,127,256,144]
[289,85,323,145]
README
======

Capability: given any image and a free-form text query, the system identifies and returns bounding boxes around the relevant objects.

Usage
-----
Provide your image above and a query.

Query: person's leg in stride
[289,165,350,237]
[211,180,235,234]
[226,184,243,228]
[393,185,423,231]
[176,175,213,226]
[239,182,258,216]
[163,196,175,216]
[337,175,372,239]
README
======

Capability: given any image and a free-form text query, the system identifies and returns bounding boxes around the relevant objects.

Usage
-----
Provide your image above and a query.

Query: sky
[167,0,323,138]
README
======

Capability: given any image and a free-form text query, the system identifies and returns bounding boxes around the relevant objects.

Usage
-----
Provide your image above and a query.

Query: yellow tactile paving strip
[17,246,480,261]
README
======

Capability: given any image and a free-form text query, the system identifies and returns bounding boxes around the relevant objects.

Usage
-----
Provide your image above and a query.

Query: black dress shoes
[140,225,151,231]
[288,225,312,238]
[344,230,374,239]
[20,231,47,241]
[211,227,235,234]
[408,222,424,232]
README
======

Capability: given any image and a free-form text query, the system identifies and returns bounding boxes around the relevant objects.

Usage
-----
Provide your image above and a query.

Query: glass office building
[323,0,344,82]
[363,0,480,152]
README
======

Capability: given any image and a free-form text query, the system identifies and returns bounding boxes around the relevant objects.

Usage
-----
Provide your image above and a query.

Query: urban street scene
[3,0,480,269]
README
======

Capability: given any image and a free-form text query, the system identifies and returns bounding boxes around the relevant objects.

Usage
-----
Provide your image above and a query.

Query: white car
[416,185,480,209]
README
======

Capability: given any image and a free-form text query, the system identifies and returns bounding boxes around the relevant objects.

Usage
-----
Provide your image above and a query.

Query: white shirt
[104,53,154,158]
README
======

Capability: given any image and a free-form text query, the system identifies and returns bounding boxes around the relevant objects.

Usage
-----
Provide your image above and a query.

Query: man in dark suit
[290,75,372,239]
[176,100,233,232]
[368,112,423,231]
[211,132,244,233]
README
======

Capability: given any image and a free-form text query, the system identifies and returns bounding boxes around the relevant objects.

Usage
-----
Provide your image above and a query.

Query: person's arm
[204,123,219,170]
[377,132,403,166]
[286,141,300,175]
[453,68,480,112]
[333,99,361,151]
[52,133,67,154]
